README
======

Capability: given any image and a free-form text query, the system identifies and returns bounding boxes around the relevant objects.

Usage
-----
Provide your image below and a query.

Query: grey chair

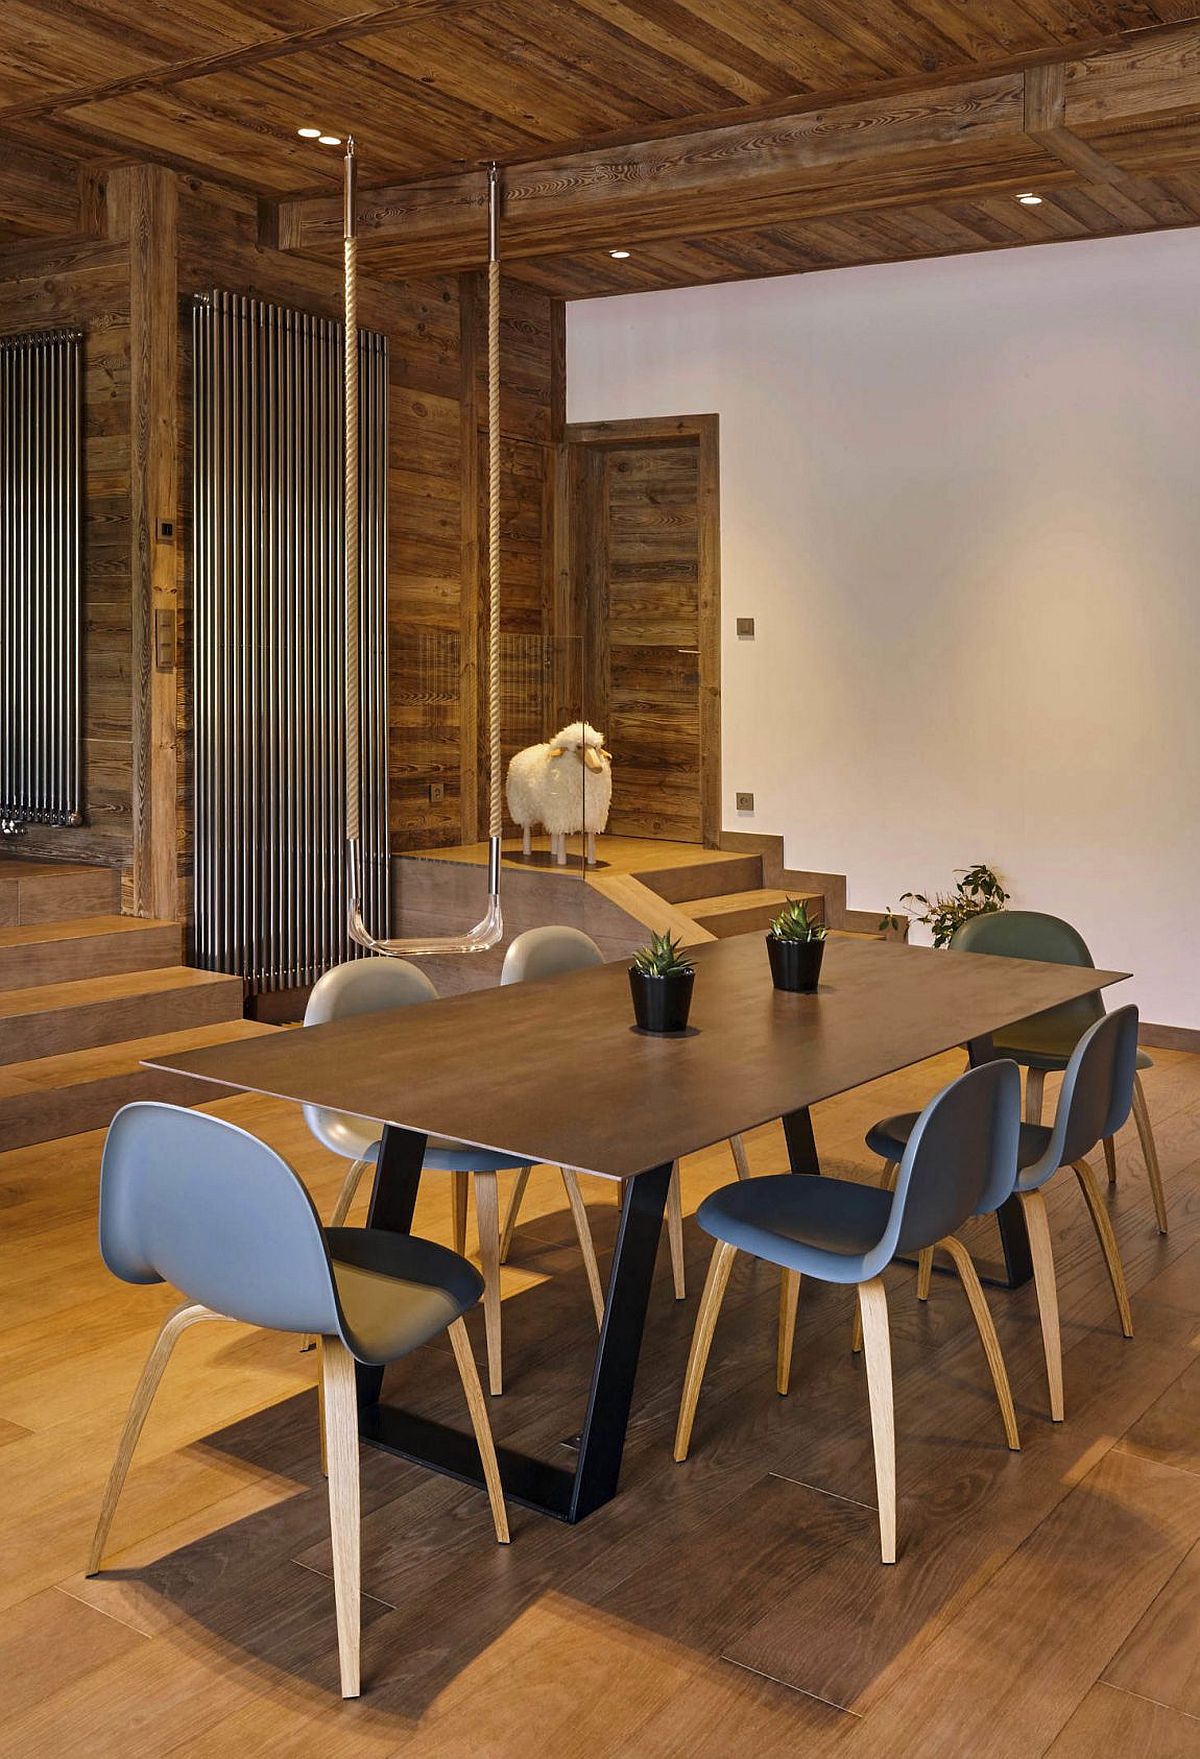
[675,1059,1023,1564]
[87,1102,508,1700]
[303,954,603,1395]
[496,925,687,1301]
[866,1006,1138,1422]
[951,911,1166,1234]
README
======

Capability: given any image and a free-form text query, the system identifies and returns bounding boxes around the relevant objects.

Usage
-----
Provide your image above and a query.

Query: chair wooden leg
[674,1241,736,1462]
[498,1165,532,1263]
[915,1247,934,1302]
[451,1170,470,1259]
[1072,1158,1134,1338]
[1024,1067,1046,1126]
[666,1162,686,1301]
[1102,1136,1118,1187]
[1132,1074,1169,1235]
[851,1162,897,1354]
[857,1276,897,1565]
[1019,1188,1064,1421]
[329,1155,371,1229]
[447,1316,510,1544]
[320,1336,362,1699]
[560,1168,606,1327]
[777,1269,801,1395]
[474,1170,503,1396]
[939,1235,1019,1450]
[729,1134,751,1179]
[88,1301,223,1576]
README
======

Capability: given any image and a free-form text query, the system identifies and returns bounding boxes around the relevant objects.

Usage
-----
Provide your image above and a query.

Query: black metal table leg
[782,1106,820,1175]
[355,1123,427,1408]
[356,1134,674,1523]
[966,1032,1033,1289]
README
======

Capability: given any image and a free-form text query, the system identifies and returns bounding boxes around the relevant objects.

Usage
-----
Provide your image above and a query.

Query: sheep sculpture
[506,721,613,866]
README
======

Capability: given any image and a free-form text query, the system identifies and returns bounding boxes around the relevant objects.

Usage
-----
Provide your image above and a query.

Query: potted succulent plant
[629,931,696,1033]
[766,896,827,993]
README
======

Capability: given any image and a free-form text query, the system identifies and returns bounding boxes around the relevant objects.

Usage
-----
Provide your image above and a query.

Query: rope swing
[346,147,505,954]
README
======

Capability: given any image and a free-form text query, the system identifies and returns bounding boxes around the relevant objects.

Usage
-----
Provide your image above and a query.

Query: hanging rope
[345,148,504,953]
[486,164,502,843]
[344,139,361,850]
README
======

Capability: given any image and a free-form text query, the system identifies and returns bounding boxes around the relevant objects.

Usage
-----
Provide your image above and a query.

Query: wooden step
[0,859,117,928]
[0,1019,281,1152]
[637,853,764,905]
[827,926,886,942]
[0,915,181,992]
[0,966,244,1064]
[678,888,824,940]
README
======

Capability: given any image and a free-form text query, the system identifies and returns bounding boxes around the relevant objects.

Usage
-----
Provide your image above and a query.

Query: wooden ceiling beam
[276,19,1200,271]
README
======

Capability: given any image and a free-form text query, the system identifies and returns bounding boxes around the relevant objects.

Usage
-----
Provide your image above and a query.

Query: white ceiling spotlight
[1017,192,1043,205]
[318,134,343,146]
[609,248,631,259]
[297,126,322,139]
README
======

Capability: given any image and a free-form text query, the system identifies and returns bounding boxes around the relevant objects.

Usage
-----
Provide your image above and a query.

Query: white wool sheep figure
[506,722,613,866]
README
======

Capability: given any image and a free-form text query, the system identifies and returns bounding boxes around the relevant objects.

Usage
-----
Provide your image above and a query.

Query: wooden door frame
[556,414,721,848]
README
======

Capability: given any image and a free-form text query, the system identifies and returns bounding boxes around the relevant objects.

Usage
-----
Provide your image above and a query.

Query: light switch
[736,617,755,639]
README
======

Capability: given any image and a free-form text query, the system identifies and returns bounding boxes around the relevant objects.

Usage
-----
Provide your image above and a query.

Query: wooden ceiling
[2,1,1200,295]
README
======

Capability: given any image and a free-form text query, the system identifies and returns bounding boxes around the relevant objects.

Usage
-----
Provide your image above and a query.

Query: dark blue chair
[951,911,1166,1234]
[88,1102,510,1699]
[675,1059,1023,1564]
[867,1006,1138,1423]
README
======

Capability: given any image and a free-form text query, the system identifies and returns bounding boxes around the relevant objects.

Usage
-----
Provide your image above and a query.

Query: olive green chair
[951,911,1167,1234]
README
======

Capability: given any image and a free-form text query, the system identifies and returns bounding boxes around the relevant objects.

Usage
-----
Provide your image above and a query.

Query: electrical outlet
[428,781,445,804]
[156,519,175,542]
[736,617,755,639]
[735,791,754,813]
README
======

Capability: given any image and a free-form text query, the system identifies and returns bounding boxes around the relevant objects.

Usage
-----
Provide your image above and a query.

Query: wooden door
[565,417,719,845]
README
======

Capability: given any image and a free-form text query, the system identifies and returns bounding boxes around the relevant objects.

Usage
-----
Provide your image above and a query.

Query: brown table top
[146,935,1127,1179]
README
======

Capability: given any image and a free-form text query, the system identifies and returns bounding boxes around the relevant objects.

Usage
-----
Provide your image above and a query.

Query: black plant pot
[629,967,695,1033]
[766,934,825,994]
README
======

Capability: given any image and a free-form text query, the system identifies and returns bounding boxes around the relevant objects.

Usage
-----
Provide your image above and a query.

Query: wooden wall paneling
[458,271,480,845]
[695,415,721,848]
[122,164,180,920]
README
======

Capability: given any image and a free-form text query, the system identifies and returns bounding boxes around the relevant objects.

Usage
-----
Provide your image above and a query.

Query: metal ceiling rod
[346,150,504,954]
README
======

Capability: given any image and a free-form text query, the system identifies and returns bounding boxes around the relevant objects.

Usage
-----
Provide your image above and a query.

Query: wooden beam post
[119,164,180,921]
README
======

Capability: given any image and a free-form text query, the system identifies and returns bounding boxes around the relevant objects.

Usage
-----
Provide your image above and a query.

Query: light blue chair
[866,1006,1138,1422]
[87,1102,508,1700]
[304,953,601,1395]
[675,1059,1023,1563]
[951,911,1166,1233]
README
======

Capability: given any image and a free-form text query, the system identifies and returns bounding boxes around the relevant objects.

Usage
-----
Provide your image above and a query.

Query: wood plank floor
[0,1047,1197,1755]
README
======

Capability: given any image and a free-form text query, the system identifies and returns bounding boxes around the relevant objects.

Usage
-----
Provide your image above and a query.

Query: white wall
[568,230,1200,1028]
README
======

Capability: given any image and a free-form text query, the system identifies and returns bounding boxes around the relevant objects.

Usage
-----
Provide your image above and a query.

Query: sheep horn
[547,747,565,758]
[583,746,604,772]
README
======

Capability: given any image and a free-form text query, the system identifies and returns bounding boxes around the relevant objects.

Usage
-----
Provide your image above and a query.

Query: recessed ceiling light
[1017,192,1043,205]
[297,127,322,139]
[609,248,631,259]
[318,134,343,146]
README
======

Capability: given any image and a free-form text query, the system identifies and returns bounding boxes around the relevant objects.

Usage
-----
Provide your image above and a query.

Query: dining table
[147,931,1126,1525]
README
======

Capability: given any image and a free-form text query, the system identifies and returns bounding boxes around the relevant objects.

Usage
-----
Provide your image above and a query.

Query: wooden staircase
[0,858,275,1151]
[601,841,891,948]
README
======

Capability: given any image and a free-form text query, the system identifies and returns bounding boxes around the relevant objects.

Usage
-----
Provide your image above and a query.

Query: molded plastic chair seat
[327,1228,485,1363]
[992,1021,1153,1074]
[950,912,1165,1233]
[698,1175,894,1280]
[87,1102,509,1702]
[677,1060,1025,1564]
[866,1112,1053,1174]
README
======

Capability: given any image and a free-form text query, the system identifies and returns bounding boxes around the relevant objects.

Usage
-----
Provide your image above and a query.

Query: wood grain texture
[146,933,1128,1178]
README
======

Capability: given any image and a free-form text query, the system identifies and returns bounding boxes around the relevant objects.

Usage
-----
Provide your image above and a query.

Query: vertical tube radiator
[192,291,388,992]
[0,328,83,831]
